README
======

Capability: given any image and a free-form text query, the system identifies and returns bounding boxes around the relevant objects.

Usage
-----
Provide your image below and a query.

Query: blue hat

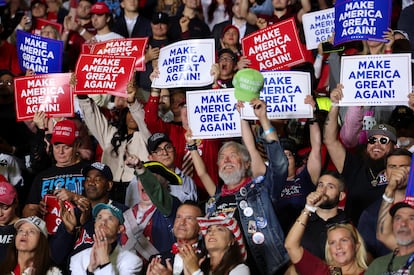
[92,203,124,224]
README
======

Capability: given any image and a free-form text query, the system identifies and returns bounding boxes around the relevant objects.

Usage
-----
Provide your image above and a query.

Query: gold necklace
[369,168,378,187]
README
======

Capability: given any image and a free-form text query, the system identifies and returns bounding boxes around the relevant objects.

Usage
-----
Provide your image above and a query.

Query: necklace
[369,168,378,187]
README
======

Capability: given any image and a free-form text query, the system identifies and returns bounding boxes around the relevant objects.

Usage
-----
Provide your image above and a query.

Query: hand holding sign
[330,83,344,104]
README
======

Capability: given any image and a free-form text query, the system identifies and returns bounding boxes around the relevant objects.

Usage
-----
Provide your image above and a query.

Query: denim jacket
[206,140,289,274]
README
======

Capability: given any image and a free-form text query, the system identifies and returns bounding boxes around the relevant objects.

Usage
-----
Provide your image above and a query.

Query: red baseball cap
[50,120,79,146]
[91,2,110,14]
[0,175,17,205]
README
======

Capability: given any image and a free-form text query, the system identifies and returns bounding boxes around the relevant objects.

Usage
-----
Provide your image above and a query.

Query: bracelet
[263,127,275,136]
[384,49,392,54]
[296,220,306,227]
[79,28,86,36]
[382,193,394,204]
[98,262,110,269]
[316,54,323,59]
[308,118,318,125]
[302,209,311,216]
[305,204,317,213]
[186,143,198,151]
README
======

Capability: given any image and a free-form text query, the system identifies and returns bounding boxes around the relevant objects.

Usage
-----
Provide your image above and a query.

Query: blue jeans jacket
[207,140,289,274]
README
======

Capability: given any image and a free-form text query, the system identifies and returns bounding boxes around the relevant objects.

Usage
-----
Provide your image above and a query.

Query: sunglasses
[367,136,390,145]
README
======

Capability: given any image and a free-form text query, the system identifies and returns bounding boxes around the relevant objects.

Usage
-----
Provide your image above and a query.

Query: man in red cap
[0,175,19,262]
[90,2,123,42]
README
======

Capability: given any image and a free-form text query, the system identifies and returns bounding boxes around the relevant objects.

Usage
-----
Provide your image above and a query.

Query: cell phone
[322,42,344,53]
[25,11,32,26]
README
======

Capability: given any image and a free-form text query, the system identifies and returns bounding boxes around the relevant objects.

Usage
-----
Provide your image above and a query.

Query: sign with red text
[242,18,305,71]
[14,73,73,121]
[240,71,312,119]
[86,38,148,71]
[186,89,241,139]
[152,39,215,88]
[74,54,136,97]
[339,53,412,106]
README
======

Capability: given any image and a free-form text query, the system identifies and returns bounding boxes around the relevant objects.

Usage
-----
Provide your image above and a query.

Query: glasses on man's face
[367,136,391,145]
[0,80,12,86]
[153,144,174,156]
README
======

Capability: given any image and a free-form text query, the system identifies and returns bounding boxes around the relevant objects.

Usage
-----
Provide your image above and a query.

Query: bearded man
[300,171,348,260]
[204,100,289,275]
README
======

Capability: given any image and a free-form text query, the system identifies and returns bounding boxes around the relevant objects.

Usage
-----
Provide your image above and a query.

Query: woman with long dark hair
[77,80,151,203]
[201,0,232,30]
[0,216,62,275]
[178,214,249,275]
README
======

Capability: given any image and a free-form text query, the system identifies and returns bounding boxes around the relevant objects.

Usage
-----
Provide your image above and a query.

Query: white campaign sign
[187,89,241,139]
[241,71,313,119]
[339,53,412,106]
[152,39,215,88]
[302,8,335,50]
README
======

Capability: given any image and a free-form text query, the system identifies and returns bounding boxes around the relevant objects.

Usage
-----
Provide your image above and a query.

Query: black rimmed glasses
[152,144,175,156]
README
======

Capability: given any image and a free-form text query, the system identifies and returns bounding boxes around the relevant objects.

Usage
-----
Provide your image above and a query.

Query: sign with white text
[187,89,241,139]
[16,30,63,74]
[302,8,335,50]
[152,39,215,88]
[334,0,392,45]
[339,53,412,106]
[74,54,136,97]
[241,71,313,119]
[86,38,148,71]
[242,18,305,71]
[14,73,73,121]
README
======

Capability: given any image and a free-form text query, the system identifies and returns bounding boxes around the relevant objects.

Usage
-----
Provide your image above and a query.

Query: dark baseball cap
[82,162,113,181]
[147,133,172,153]
[152,12,168,24]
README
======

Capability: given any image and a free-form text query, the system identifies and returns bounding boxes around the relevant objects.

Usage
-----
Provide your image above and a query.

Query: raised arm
[125,155,173,216]
[305,95,322,185]
[285,191,325,263]
[239,100,267,177]
[184,129,216,197]
[323,84,346,173]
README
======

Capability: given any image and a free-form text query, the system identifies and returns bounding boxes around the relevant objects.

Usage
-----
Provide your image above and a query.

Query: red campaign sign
[33,18,63,35]
[74,54,136,97]
[86,38,148,71]
[242,18,305,71]
[14,73,74,121]
[44,195,74,235]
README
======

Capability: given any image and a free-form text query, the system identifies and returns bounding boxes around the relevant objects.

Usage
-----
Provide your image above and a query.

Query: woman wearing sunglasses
[285,191,368,275]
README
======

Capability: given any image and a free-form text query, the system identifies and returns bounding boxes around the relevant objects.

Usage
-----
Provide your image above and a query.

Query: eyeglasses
[367,136,391,145]
[219,56,235,62]
[152,144,174,155]
[0,80,12,86]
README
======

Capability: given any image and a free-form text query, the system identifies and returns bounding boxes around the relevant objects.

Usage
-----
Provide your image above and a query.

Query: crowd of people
[1,0,414,274]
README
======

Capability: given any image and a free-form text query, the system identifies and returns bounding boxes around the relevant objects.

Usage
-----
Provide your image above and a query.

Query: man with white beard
[201,100,289,275]
[365,200,414,274]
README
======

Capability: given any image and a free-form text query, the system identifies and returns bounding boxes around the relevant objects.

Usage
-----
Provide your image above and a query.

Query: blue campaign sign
[334,0,392,46]
[16,30,63,74]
